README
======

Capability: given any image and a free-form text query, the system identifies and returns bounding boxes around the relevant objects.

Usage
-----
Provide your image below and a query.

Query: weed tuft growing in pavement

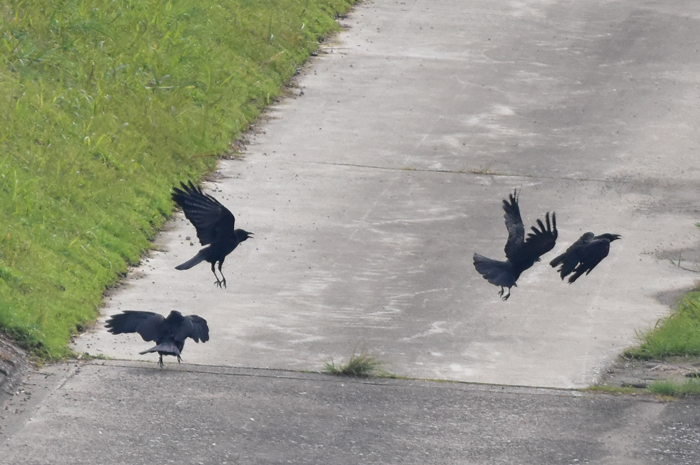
[323,349,385,377]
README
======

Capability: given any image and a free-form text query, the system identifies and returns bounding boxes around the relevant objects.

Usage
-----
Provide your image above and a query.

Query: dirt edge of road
[598,355,700,390]
[0,334,31,400]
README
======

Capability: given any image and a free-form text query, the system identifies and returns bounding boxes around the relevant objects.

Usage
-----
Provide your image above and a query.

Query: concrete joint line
[301,160,647,184]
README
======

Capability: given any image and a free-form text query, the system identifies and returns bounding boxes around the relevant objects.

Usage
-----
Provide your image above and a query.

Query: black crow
[105,310,209,367]
[473,190,557,300]
[550,232,621,283]
[172,181,253,288]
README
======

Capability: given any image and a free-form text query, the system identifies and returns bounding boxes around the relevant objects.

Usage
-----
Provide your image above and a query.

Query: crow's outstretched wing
[566,238,612,283]
[174,315,210,344]
[512,212,557,266]
[105,311,165,342]
[172,181,235,246]
[502,191,525,261]
[550,232,594,279]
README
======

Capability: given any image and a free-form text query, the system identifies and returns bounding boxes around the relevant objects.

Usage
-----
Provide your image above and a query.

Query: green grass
[625,289,700,360]
[323,349,387,377]
[648,378,700,398]
[584,385,640,395]
[619,285,700,398]
[0,0,355,359]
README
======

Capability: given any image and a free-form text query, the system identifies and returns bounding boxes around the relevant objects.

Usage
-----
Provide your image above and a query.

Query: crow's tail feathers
[473,253,514,288]
[139,342,181,356]
[175,249,208,270]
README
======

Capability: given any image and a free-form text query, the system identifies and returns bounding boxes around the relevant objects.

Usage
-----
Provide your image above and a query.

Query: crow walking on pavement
[550,232,621,283]
[105,310,209,368]
[473,190,558,300]
[172,181,253,288]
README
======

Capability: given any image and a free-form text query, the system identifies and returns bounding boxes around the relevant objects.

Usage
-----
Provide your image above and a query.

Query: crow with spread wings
[473,190,558,300]
[172,181,253,288]
[105,310,209,367]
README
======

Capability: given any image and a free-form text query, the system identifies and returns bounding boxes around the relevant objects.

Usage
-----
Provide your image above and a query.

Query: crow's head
[601,233,621,242]
[236,229,254,242]
[166,310,185,323]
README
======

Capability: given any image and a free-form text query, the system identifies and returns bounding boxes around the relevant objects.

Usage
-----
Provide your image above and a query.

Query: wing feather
[105,311,165,342]
[512,212,558,265]
[502,190,525,260]
[175,315,210,343]
[172,181,235,246]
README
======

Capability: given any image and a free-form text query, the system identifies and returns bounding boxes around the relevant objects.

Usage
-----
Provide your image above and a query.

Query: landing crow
[550,232,621,283]
[172,181,253,288]
[105,310,209,367]
[473,190,557,300]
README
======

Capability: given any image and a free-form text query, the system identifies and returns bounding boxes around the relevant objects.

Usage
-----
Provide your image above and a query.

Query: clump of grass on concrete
[324,349,385,377]
[625,289,700,360]
[0,0,355,359]
[584,385,640,396]
[648,378,700,398]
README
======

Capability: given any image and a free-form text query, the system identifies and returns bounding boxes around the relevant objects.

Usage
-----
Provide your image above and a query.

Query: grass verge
[607,282,700,398]
[584,385,640,396]
[624,288,700,360]
[0,0,355,359]
[648,379,700,398]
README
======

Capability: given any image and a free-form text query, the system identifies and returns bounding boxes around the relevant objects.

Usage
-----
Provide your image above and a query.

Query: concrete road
[4,1,700,463]
[1,361,699,465]
[74,0,700,388]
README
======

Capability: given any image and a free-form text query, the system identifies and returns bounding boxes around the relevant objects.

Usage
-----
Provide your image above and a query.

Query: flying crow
[473,190,558,300]
[172,181,253,288]
[105,310,209,367]
[550,232,621,283]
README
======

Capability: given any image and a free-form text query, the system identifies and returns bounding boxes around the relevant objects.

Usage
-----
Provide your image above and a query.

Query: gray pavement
[0,361,699,465]
[4,0,700,462]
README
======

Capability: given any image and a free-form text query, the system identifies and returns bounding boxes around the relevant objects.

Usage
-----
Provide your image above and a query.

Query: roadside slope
[0,0,356,358]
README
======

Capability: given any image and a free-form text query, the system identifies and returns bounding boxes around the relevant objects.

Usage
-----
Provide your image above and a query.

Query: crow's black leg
[211,262,223,288]
[158,354,164,368]
[501,287,511,301]
[177,355,182,364]
[218,261,226,289]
